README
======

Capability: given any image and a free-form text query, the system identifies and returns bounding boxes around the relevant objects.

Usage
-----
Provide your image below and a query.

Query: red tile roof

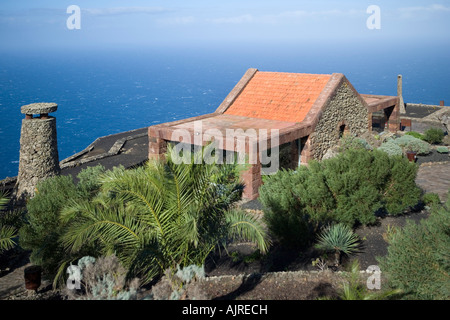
[224,71,331,123]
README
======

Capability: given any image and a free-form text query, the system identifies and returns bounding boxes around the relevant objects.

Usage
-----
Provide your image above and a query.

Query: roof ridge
[257,71,332,76]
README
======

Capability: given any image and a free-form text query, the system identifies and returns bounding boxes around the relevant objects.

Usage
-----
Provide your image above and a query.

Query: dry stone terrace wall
[309,81,369,161]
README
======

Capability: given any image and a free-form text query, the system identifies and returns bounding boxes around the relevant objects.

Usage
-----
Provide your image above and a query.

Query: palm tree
[315,223,360,267]
[0,192,19,253]
[57,145,270,285]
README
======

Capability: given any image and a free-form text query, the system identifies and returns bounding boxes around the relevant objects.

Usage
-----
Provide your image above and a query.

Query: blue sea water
[1,42,449,179]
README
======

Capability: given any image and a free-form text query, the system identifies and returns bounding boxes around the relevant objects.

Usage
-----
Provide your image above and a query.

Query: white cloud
[209,14,254,24]
[157,16,196,25]
[83,7,169,16]
[400,4,450,12]
[207,8,362,25]
[398,4,450,18]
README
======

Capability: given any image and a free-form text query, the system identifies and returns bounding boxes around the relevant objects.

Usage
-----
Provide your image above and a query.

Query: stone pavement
[416,162,450,203]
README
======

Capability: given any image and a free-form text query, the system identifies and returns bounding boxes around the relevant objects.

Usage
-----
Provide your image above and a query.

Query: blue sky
[1,0,449,50]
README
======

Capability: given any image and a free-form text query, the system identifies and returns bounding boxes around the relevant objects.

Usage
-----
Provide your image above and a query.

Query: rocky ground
[198,208,429,300]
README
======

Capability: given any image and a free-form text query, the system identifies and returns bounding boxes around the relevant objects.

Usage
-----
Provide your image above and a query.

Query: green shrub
[436,146,449,154]
[422,193,441,207]
[423,128,445,144]
[383,154,422,215]
[390,135,431,155]
[377,141,403,157]
[260,168,319,248]
[378,192,450,300]
[19,165,106,279]
[260,149,421,247]
[338,134,372,152]
[405,131,424,140]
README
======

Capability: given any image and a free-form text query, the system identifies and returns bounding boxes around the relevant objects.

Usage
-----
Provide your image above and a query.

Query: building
[148,68,399,200]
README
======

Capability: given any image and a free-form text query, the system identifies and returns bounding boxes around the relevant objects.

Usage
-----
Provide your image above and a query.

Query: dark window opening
[339,124,347,138]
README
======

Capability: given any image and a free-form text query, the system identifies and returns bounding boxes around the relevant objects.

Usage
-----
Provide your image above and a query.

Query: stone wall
[16,116,60,198]
[309,81,369,160]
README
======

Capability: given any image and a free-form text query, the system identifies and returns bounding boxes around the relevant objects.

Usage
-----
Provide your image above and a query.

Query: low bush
[423,128,445,144]
[378,192,450,300]
[436,146,449,154]
[338,134,372,152]
[260,168,317,248]
[260,149,421,247]
[377,141,403,157]
[422,192,441,207]
[390,135,431,155]
[151,264,208,300]
[65,255,141,300]
[19,165,106,279]
[405,131,424,140]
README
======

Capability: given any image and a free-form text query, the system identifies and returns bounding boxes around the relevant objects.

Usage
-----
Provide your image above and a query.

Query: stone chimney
[16,103,60,199]
[397,75,406,114]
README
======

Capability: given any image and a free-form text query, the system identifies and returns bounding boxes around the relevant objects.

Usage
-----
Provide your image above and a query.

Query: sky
[1,0,450,51]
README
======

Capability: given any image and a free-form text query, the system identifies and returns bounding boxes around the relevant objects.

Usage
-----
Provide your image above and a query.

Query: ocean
[1,41,449,179]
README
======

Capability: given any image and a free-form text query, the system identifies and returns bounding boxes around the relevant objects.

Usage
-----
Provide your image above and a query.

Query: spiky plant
[339,260,403,300]
[315,223,360,266]
[57,144,271,286]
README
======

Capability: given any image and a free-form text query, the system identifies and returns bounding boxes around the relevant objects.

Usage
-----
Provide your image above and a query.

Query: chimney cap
[21,103,58,115]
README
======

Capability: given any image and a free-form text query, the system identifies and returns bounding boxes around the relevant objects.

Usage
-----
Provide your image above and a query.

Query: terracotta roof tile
[225,71,331,123]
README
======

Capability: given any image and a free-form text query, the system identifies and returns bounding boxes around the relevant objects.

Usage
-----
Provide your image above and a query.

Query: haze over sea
[1,41,449,179]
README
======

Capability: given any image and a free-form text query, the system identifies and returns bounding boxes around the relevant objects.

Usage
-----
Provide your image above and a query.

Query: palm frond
[0,192,17,253]
[100,167,169,237]
[0,192,9,209]
[0,225,17,253]
[60,199,143,256]
[53,259,74,289]
[225,209,271,254]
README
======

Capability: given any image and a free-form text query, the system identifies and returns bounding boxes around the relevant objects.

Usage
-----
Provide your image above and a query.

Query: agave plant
[315,223,360,266]
[57,144,270,286]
